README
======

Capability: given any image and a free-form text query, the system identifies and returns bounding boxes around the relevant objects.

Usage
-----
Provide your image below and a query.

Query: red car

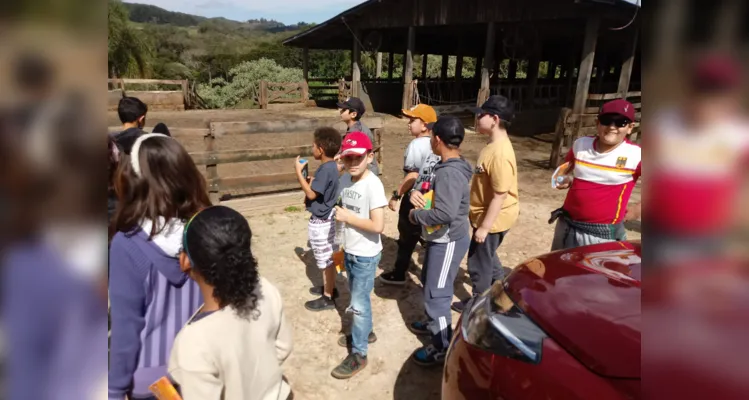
[443,241,641,400]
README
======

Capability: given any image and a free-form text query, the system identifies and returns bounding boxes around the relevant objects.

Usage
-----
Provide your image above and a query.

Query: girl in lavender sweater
[108,134,211,400]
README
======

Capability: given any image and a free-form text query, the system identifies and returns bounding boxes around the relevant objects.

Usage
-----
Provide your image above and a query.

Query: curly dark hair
[313,127,342,158]
[183,206,261,318]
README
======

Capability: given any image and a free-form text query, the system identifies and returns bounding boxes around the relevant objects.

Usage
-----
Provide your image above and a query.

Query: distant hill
[122,2,309,32]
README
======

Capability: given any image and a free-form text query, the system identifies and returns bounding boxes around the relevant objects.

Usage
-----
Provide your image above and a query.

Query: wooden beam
[107,78,185,86]
[421,54,428,78]
[526,55,540,108]
[191,145,314,165]
[209,117,385,136]
[402,26,415,110]
[388,52,394,79]
[477,22,496,106]
[376,52,383,78]
[302,48,309,81]
[352,29,361,97]
[618,28,639,98]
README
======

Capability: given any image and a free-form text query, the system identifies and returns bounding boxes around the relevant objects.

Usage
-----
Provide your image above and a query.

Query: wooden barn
[284,0,641,166]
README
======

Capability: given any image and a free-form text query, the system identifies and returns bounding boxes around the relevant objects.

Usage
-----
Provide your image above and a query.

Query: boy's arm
[411,169,463,226]
[336,206,385,234]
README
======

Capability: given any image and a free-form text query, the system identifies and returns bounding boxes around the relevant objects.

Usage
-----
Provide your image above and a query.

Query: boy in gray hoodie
[407,116,473,366]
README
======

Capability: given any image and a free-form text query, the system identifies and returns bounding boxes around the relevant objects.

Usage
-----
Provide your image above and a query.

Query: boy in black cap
[407,115,473,367]
[452,95,520,313]
[337,97,379,175]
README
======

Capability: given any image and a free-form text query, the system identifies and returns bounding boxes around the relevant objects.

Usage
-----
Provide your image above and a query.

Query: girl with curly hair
[109,134,210,400]
[168,205,293,400]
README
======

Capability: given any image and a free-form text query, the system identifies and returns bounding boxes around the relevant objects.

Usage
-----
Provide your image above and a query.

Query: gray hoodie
[411,157,473,243]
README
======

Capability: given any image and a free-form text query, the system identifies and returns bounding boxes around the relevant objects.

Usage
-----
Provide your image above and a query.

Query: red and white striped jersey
[563,136,642,224]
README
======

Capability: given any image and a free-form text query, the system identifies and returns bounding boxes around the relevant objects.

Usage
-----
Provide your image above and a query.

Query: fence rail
[257,81,309,109]
[108,78,191,110]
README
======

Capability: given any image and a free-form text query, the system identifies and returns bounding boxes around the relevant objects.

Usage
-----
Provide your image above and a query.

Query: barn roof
[283,0,640,57]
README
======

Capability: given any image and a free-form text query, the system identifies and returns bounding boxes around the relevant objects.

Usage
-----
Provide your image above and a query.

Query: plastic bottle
[299,158,309,180]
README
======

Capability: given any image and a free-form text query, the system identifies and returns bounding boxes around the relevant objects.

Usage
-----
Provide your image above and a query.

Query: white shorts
[308,217,337,269]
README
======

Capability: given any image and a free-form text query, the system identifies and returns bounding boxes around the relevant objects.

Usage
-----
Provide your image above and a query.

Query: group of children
[108,91,642,398]
[109,97,292,400]
[295,95,521,375]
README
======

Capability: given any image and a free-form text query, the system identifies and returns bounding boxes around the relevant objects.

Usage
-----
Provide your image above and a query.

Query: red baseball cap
[599,99,636,121]
[340,131,372,157]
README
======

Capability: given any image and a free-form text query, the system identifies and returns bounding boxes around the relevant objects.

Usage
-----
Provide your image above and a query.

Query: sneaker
[451,300,468,313]
[304,295,336,312]
[411,344,447,367]
[337,332,378,348]
[309,286,340,297]
[331,353,368,379]
[407,321,430,336]
[378,271,407,286]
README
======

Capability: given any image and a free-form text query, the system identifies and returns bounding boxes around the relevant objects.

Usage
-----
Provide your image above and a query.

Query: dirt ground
[111,106,641,399]
[217,109,642,400]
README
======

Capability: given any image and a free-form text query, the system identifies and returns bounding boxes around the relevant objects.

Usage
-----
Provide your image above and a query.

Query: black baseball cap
[337,97,366,116]
[471,95,515,123]
[432,115,465,147]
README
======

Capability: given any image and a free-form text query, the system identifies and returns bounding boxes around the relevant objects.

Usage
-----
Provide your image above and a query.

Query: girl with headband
[109,133,211,400]
[168,205,292,400]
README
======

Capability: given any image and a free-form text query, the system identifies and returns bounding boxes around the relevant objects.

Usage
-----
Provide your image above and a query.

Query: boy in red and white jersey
[550,99,642,250]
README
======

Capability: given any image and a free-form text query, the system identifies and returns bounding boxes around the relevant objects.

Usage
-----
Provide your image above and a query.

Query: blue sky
[132,0,366,25]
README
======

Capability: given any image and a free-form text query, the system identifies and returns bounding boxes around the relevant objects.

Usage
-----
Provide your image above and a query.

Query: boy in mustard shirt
[454,95,519,312]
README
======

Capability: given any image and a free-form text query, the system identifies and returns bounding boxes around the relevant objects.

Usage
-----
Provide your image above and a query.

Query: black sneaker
[407,321,430,336]
[309,286,340,298]
[304,295,336,311]
[411,344,446,367]
[378,271,407,286]
[451,300,468,313]
[331,353,368,379]
[338,331,378,347]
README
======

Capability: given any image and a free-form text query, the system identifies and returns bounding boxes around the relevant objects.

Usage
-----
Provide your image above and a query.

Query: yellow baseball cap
[402,104,438,128]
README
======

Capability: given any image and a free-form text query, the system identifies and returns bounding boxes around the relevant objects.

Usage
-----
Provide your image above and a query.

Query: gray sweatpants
[421,235,471,350]
[551,218,625,251]
[467,229,508,296]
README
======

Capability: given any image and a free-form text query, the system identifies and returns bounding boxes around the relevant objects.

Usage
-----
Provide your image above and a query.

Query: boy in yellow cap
[379,104,439,286]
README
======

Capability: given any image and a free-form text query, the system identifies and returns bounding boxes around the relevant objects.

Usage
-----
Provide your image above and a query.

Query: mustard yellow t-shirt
[469,136,519,232]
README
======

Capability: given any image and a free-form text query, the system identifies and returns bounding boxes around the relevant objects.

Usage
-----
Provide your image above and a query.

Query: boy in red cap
[380,104,439,286]
[550,98,642,250]
[330,131,388,379]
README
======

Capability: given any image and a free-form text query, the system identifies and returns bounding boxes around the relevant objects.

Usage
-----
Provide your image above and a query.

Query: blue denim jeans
[344,252,381,357]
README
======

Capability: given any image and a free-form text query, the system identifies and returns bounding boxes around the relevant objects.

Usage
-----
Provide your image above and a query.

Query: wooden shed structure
[284,0,641,163]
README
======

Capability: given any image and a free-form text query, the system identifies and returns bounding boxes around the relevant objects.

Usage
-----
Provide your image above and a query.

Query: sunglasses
[598,115,632,128]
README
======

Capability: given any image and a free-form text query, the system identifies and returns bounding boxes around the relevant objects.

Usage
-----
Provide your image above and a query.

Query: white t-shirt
[338,172,388,257]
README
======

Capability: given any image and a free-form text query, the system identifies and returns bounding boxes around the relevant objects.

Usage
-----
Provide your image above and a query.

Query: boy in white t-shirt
[331,131,388,379]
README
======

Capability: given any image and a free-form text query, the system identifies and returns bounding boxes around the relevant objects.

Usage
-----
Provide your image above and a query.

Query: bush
[197,58,303,109]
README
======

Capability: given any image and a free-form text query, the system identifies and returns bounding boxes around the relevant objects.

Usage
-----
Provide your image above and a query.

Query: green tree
[108,0,152,78]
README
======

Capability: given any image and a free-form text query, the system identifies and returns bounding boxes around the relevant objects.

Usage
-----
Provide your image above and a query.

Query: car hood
[505,241,641,379]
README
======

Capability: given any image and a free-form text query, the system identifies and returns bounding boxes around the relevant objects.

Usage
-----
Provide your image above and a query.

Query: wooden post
[618,28,639,98]
[259,80,268,109]
[181,80,189,108]
[303,47,309,81]
[594,52,608,95]
[205,129,220,204]
[492,57,500,83]
[453,35,464,102]
[548,108,572,168]
[376,52,383,79]
[352,29,361,98]
[441,53,449,80]
[564,55,576,106]
[300,81,309,103]
[388,52,394,79]
[402,26,415,110]
[526,55,540,108]
[548,61,557,79]
[375,128,384,175]
[550,16,599,166]
[477,22,496,107]
[571,16,600,139]
[507,59,517,81]
[474,56,483,82]
[421,54,428,78]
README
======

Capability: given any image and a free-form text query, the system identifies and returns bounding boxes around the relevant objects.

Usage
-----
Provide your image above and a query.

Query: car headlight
[460,282,547,364]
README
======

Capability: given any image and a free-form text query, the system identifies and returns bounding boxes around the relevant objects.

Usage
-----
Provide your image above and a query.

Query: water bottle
[334,196,345,247]
[555,175,572,186]
[299,158,309,180]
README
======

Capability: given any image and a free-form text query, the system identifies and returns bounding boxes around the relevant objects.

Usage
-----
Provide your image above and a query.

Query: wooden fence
[108,79,190,111]
[109,117,384,202]
[258,81,309,109]
[549,91,641,167]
